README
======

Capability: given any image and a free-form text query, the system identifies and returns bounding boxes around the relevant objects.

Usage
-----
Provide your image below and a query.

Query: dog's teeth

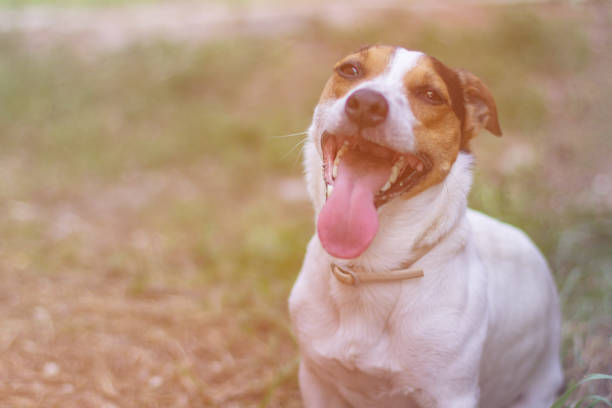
[388,171,398,185]
[336,143,349,160]
[382,158,406,191]
[389,160,403,184]
[332,143,349,180]
[326,183,333,197]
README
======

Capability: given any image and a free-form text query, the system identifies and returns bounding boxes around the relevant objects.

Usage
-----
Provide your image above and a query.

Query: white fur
[289,48,563,407]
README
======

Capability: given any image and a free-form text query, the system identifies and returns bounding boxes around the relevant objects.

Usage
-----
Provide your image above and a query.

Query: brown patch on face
[400,56,463,199]
[318,45,395,103]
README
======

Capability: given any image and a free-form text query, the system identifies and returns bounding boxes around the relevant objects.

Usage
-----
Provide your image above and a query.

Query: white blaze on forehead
[383,48,424,86]
[367,48,423,151]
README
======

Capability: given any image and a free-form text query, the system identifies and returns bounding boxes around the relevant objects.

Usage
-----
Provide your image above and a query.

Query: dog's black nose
[345,89,389,128]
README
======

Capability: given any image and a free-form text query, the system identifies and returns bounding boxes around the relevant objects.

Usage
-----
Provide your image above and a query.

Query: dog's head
[306,45,501,260]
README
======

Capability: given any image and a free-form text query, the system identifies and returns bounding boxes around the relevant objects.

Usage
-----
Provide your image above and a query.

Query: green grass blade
[581,395,612,408]
[551,383,581,408]
[550,374,612,408]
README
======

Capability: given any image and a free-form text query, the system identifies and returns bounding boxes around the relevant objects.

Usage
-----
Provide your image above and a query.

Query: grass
[0,2,610,406]
[552,374,612,408]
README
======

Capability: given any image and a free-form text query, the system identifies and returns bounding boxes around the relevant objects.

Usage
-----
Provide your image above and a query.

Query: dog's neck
[306,143,474,274]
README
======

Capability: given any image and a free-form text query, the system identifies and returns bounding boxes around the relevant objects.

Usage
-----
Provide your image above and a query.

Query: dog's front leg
[435,391,479,408]
[408,386,479,408]
[414,321,485,408]
[299,361,351,408]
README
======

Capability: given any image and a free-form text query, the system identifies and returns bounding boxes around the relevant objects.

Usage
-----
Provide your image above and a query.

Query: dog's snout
[345,89,389,128]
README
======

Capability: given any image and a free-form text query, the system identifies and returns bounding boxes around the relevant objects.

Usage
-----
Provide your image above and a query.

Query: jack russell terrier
[289,45,563,407]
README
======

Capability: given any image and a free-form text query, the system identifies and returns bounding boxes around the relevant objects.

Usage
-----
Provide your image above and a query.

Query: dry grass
[0,164,305,407]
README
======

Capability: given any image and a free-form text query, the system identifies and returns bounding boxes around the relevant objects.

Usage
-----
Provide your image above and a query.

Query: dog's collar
[329,242,435,286]
[331,263,423,286]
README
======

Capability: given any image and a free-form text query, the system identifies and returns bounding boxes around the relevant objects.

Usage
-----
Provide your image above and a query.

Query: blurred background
[0,0,610,406]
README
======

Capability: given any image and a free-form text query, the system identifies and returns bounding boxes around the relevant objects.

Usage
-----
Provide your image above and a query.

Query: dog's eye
[337,62,362,79]
[417,88,445,105]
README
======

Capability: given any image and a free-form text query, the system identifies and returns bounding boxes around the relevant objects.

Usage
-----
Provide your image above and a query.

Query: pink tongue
[317,150,391,259]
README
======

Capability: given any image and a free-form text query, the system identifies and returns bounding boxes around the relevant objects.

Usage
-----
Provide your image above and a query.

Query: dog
[288,45,563,407]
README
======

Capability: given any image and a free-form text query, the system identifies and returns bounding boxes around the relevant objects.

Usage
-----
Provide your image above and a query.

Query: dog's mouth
[317,131,431,259]
[321,131,431,207]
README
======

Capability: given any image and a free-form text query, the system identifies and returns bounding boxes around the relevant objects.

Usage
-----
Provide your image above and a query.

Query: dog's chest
[300,285,428,406]
[308,336,416,407]
[309,317,397,374]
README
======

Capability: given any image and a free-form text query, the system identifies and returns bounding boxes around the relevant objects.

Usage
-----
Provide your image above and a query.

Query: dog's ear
[457,69,502,148]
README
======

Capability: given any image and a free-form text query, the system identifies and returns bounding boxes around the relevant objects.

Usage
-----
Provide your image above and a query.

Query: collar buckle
[331,263,362,286]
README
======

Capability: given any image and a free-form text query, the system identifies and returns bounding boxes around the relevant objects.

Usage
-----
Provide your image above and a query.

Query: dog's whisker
[281,136,308,161]
[271,131,308,139]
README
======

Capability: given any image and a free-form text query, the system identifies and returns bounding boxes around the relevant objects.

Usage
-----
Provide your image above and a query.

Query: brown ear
[457,69,502,148]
